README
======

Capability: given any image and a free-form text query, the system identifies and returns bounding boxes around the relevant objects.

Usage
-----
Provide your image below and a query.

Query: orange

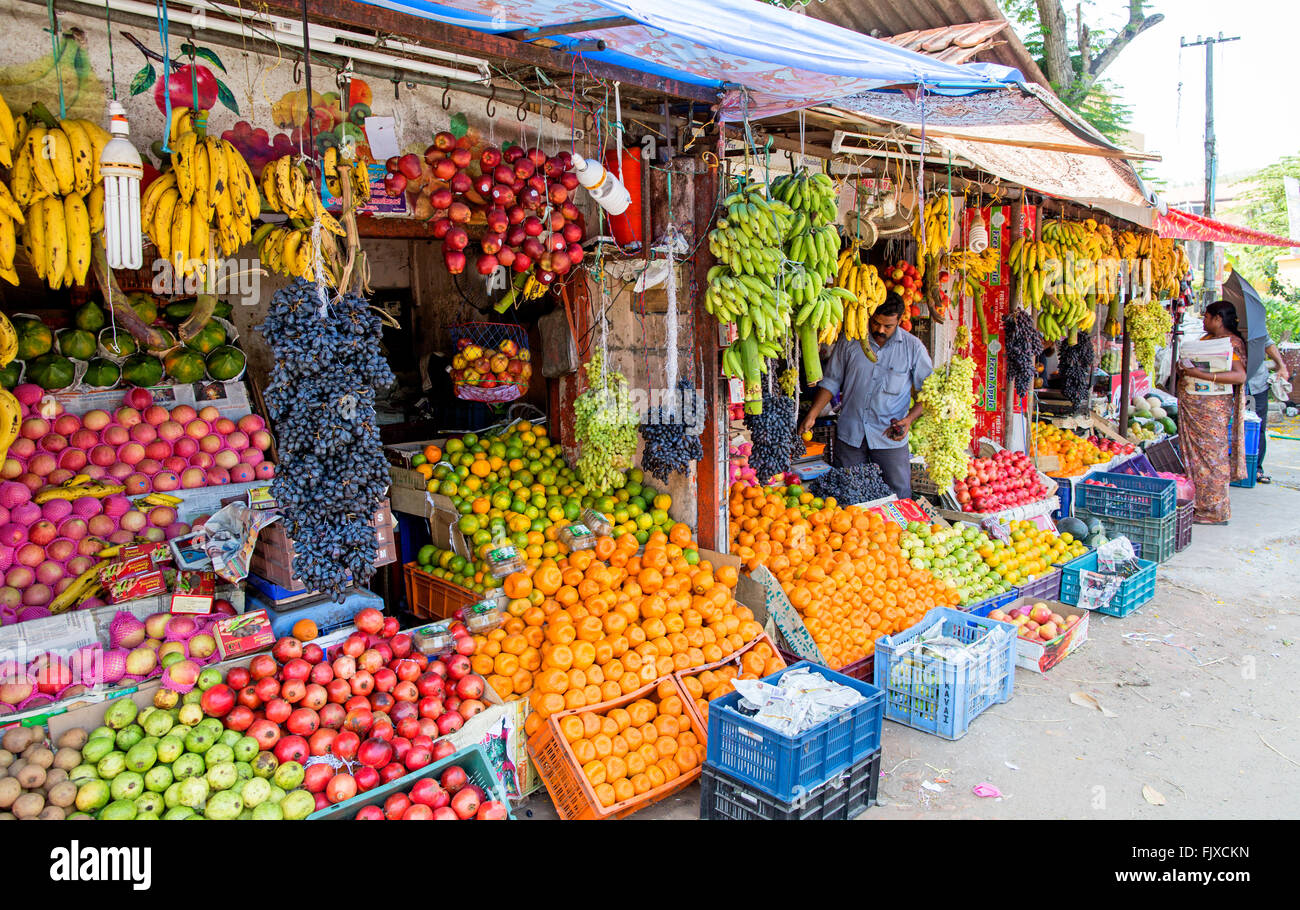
[595,782,617,807]
[572,739,597,764]
[291,618,318,641]
[613,778,635,803]
[582,760,606,786]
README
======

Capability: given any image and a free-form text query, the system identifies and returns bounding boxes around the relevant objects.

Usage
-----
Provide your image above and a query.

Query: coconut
[125,647,157,677]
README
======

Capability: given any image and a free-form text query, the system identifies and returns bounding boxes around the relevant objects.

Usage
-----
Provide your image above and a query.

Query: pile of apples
[1086,436,1135,457]
[202,607,495,814]
[353,760,508,820]
[2,386,274,497]
[953,450,1051,513]
[988,600,1080,642]
[381,132,587,282]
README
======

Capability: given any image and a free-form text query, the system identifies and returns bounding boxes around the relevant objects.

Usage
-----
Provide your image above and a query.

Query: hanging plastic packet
[580,508,614,538]
[559,522,598,552]
[484,538,525,578]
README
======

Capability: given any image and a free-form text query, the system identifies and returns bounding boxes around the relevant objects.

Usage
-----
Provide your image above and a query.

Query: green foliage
[1224,153,1300,341]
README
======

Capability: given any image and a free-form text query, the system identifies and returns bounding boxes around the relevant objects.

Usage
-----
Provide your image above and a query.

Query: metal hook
[392,76,400,100]
[293,58,301,85]
[441,80,451,111]
[516,98,528,122]
[549,100,559,123]
[784,149,795,169]
[485,86,497,118]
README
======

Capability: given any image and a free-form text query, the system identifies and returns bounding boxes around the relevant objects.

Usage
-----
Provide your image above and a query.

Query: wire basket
[448,322,531,403]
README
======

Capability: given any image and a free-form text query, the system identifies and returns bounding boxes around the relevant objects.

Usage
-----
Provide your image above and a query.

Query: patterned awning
[1154,208,1295,248]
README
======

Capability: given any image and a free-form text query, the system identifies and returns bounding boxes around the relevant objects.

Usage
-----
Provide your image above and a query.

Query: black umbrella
[1221,270,1271,384]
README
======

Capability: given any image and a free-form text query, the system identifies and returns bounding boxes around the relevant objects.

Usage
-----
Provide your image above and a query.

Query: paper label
[749,566,825,663]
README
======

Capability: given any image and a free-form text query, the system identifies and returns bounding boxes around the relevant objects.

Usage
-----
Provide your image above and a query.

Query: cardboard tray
[981,595,1090,674]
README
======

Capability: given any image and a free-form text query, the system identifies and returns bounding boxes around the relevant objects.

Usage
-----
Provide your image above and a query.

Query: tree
[1001,1,1164,138]
[1225,153,1300,341]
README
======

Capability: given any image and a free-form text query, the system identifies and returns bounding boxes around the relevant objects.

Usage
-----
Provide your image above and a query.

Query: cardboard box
[740,566,826,665]
[214,609,276,658]
[991,596,1090,673]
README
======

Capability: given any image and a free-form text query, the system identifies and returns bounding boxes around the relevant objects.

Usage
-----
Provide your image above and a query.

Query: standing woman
[1176,301,1248,525]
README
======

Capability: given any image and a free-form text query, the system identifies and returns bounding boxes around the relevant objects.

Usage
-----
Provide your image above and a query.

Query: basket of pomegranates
[447,323,531,403]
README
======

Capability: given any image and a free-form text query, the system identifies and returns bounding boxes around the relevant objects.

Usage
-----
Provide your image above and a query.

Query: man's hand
[886,417,911,441]
[1279,364,1291,383]
[797,414,816,437]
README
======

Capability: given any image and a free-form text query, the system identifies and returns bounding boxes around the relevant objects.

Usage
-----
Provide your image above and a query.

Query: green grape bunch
[1124,299,1173,377]
[909,354,977,491]
[574,350,640,492]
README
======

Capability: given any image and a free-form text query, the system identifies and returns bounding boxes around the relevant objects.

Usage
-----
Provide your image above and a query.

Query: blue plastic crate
[706,661,885,804]
[1229,417,1261,458]
[1074,472,1177,519]
[963,587,1019,617]
[1230,453,1258,489]
[873,607,1016,740]
[1058,551,1157,617]
[1052,483,1073,520]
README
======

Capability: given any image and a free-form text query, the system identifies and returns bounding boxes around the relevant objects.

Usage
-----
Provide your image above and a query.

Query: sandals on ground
[1257,474,1272,484]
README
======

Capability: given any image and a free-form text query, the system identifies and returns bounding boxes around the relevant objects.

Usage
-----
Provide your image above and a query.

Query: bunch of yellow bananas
[321,145,371,206]
[253,221,341,285]
[948,246,1000,284]
[142,108,260,281]
[50,558,111,614]
[255,153,351,283]
[832,246,887,352]
[3,95,109,289]
[33,474,126,503]
[1009,232,1100,341]
[0,385,21,463]
[0,312,15,368]
[913,193,952,266]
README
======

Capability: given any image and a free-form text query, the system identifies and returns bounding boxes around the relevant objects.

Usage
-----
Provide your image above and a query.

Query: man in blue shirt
[797,294,933,499]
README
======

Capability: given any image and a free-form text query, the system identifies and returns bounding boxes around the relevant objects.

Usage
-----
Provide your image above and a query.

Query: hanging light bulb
[968,213,989,253]
[100,101,144,270]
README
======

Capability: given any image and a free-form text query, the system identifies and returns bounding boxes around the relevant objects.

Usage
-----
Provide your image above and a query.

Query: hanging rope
[299,0,317,158]
[105,0,119,100]
[47,0,66,118]
[156,0,173,152]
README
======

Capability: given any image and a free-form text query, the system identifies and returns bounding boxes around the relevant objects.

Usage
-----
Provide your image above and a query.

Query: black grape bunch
[1059,334,1095,412]
[639,379,705,483]
[744,391,800,483]
[806,463,893,505]
[257,280,396,599]
[1003,309,1044,398]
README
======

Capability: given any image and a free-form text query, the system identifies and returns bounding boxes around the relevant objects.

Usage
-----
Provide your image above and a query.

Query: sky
[1091,0,1300,198]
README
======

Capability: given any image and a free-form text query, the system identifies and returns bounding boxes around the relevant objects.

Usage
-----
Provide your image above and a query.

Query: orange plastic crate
[403,563,478,620]
[527,676,702,820]
[674,633,785,737]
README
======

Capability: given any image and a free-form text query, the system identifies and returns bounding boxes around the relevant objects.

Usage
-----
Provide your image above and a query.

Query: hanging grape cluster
[1003,309,1043,397]
[573,350,640,492]
[1124,299,1173,378]
[806,463,893,505]
[744,391,800,482]
[257,280,395,599]
[909,354,977,491]
[1059,335,1095,412]
[639,379,705,483]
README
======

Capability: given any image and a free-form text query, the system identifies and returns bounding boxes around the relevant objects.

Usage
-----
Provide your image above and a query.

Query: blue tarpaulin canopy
[358,0,1018,117]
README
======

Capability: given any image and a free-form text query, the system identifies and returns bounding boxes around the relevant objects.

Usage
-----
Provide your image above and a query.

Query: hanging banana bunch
[322,145,372,205]
[4,97,110,289]
[913,193,952,267]
[255,153,346,284]
[830,245,886,352]
[142,107,260,282]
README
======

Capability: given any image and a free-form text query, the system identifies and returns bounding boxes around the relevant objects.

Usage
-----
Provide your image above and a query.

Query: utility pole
[1181,32,1240,307]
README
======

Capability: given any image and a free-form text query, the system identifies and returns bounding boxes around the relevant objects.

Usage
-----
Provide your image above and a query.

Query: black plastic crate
[700,749,881,820]
[1144,436,1185,475]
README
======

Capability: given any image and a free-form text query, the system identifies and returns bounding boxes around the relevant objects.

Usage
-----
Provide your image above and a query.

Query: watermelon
[1160,417,1177,435]
[57,328,97,361]
[99,328,137,358]
[1055,517,1089,540]
[0,362,21,389]
[163,349,206,384]
[128,293,158,325]
[26,353,76,391]
[83,358,121,389]
[122,353,164,388]
[185,320,227,355]
[13,317,53,361]
[74,300,107,333]
[205,345,246,381]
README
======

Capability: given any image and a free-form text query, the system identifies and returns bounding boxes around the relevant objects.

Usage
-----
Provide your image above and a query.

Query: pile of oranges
[467,523,767,736]
[678,638,785,728]
[1032,423,1108,477]
[555,680,705,809]
[729,483,960,670]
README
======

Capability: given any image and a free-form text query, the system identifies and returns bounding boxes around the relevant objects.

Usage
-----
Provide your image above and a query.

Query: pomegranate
[237,686,262,710]
[200,684,235,717]
[379,762,406,784]
[357,737,394,768]
[349,670,375,696]
[394,658,420,682]
[308,728,338,756]
[274,735,310,766]
[370,691,395,715]
[344,708,374,735]
[225,705,255,732]
[417,672,445,696]
[226,667,251,690]
[382,616,400,637]
[431,740,457,761]
[249,654,278,681]
[384,792,412,820]
[264,697,292,725]
[356,805,385,820]
[432,806,459,820]
[342,634,367,658]
[301,684,328,711]
[404,804,435,820]
[455,674,485,700]
[287,707,320,736]
[326,678,352,704]
[450,786,480,819]
[436,712,463,736]
[332,655,357,680]
[272,637,303,663]
[396,716,421,740]
[409,778,447,808]
[309,662,334,686]
[303,643,325,664]
[394,681,419,703]
[326,772,358,804]
[404,746,432,771]
[280,679,306,704]
[446,654,471,681]
[248,719,281,750]
[303,761,333,793]
[458,699,486,720]
[418,696,444,720]
[477,800,509,820]
[357,649,384,674]
[319,702,346,730]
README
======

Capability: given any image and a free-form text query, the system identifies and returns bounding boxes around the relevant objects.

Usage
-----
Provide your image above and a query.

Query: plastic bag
[1098,536,1140,575]
[540,308,578,378]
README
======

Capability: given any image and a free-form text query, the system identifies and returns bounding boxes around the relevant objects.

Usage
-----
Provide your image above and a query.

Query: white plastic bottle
[569,153,632,216]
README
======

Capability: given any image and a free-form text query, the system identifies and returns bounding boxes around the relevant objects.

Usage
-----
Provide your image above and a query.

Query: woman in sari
[1176,301,1248,525]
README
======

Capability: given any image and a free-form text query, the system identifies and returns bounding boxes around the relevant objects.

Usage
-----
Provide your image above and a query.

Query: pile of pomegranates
[382,131,586,284]
[353,762,509,820]
[202,606,495,813]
